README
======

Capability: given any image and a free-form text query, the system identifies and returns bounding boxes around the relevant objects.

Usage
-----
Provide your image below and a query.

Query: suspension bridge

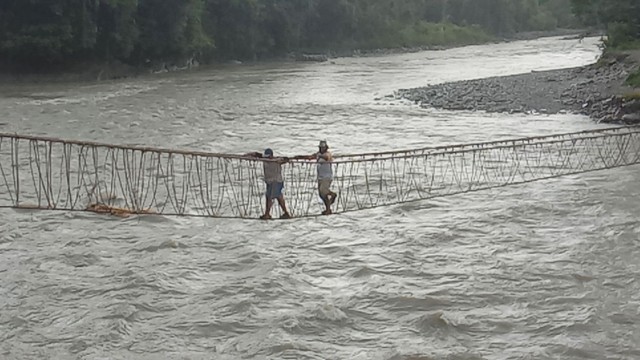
[1,126,639,219]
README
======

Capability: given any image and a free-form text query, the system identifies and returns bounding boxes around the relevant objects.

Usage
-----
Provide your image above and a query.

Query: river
[1,36,639,360]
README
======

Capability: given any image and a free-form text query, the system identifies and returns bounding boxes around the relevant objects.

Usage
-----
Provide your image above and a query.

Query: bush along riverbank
[396,49,640,124]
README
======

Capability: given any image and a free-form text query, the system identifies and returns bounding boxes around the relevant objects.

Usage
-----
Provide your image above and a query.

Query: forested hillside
[0,0,579,71]
[571,0,639,48]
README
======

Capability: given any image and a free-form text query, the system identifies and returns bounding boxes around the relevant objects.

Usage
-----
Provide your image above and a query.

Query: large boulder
[622,99,640,113]
[622,113,640,124]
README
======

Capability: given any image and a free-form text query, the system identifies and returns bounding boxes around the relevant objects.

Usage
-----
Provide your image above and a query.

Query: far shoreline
[0,29,593,85]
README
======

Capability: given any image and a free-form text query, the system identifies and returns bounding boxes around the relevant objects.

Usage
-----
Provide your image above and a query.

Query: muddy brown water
[1,36,639,360]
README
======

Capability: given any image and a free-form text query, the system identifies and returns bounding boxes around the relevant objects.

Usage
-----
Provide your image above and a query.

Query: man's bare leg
[276,196,291,218]
[261,197,273,219]
[321,195,332,215]
[328,191,337,205]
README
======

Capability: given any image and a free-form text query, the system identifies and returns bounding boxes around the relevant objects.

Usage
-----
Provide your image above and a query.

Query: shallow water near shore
[2,36,640,360]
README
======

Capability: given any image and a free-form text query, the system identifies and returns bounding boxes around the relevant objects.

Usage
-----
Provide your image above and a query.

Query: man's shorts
[318,179,333,197]
[265,182,284,199]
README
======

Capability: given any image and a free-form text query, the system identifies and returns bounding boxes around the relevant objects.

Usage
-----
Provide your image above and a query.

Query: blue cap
[263,148,274,157]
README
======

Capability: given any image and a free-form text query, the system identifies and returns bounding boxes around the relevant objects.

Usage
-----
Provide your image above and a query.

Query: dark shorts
[265,182,284,199]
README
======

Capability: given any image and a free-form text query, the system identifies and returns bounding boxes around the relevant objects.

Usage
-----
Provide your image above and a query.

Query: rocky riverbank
[397,51,640,124]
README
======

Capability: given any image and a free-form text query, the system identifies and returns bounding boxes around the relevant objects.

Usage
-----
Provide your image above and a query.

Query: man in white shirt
[296,140,337,215]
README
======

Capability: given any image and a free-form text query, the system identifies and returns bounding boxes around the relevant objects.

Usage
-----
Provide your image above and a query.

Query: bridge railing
[1,126,639,219]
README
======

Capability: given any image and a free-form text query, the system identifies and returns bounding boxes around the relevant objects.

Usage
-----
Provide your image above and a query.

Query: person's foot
[259,214,272,220]
[280,213,292,219]
[329,192,338,205]
[321,209,332,215]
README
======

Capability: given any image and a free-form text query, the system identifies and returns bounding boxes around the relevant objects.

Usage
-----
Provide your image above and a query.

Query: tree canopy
[0,0,583,71]
[572,0,640,48]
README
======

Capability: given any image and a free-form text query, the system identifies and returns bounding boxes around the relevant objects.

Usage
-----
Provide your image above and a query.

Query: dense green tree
[0,0,587,71]
[96,0,139,61]
[540,0,575,28]
[136,0,211,63]
[571,0,639,47]
[0,1,79,68]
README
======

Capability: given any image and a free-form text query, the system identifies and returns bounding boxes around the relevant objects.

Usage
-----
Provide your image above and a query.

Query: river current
[1,36,639,360]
